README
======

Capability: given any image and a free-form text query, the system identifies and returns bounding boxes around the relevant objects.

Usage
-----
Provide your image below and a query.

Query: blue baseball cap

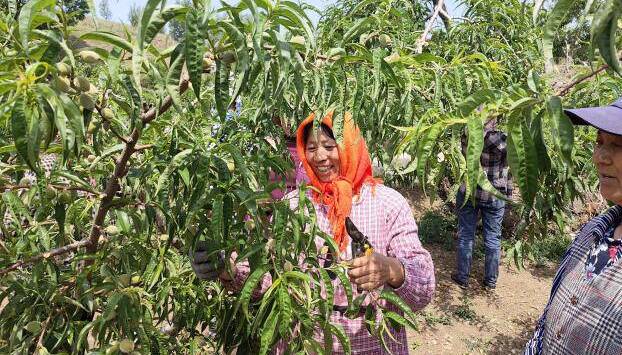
[564,98,622,135]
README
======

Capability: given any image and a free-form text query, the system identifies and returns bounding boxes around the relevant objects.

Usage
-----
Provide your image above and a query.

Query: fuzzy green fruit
[19,177,31,187]
[105,344,119,355]
[119,274,131,287]
[284,260,294,272]
[56,63,71,76]
[384,52,400,64]
[25,321,41,333]
[45,186,57,199]
[290,35,306,46]
[101,108,114,120]
[79,93,95,110]
[359,33,369,44]
[58,191,76,204]
[54,77,72,93]
[264,238,275,254]
[221,51,236,64]
[105,225,119,236]
[378,34,392,48]
[203,57,213,70]
[244,219,255,231]
[87,120,99,134]
[73,76,90,92]
[118,339,134,353]
[79,50,101,64]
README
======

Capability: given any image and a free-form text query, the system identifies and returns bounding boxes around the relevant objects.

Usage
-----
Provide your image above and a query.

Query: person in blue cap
[525,98,622,354]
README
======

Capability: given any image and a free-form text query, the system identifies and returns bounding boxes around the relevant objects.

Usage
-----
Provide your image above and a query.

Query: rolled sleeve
[386,196,435,311]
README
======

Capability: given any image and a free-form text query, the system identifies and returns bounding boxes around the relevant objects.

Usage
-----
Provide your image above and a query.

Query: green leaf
[455,89,501,117]
[542,0,575,72]
[507,112,539,208]
[11,96,36,170]
[278,286,292,337]
[328,323,351,355]
[384,310,418,331]
[334,267,352,306]
[166,43,185,113]
[219,21,250,104]
[531,113,551,176]
[465,113,484,201]
[378,289,417,323]
[79,31,132,52]
[156,149,193,195]
[211,195,224,241]
[59,94,84,156]
[18,0,55,52]
[144,6,188,46]
[319,268,334,318]
[32,29,75,68]
[276,1,316,49]
[340,16,376,46]
[133,0,163,94]
[591,0,622,75]
[185,10,202,99]
[3,191,34,224]
[214,59,231,121]
[239,264,269,319]
[547,96,574,165]
[259,307,279,355]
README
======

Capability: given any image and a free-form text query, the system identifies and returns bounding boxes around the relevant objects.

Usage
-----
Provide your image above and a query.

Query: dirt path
[406,243,556,354]
[397,187,557,354]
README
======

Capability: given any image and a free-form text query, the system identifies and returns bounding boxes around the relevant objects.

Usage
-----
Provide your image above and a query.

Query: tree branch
[86,74,191,254]
[142,73,190,124]
[556,64,609,97]
[416,0,445,54]
[36,313,53,350]
[0,238,93,276]
[3,184,100,196]
[432,0,451,31]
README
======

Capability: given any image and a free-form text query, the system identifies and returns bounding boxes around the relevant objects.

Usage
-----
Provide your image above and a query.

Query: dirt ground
[406,243,555,354]
[400,187,557,354]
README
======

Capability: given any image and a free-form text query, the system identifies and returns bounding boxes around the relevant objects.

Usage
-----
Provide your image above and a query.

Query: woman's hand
[347,252,405,291]
[190,241,236,281]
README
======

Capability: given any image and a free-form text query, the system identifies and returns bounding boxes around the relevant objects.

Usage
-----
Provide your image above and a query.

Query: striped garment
[460,128,513,203]
[524,205,622,354]
[2,154,59,231]
[223,183,436,354]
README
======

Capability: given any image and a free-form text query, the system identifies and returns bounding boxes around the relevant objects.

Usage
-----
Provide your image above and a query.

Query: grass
[529,233,572,264]
[418,210,456,251]
[453,296,476,321]
[422,311,452,327]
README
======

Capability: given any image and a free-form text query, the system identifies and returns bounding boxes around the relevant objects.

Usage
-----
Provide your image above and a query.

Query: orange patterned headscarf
[296,111,379,252]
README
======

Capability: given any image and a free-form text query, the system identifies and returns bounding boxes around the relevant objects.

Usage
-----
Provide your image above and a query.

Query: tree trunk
[431,0,451,31]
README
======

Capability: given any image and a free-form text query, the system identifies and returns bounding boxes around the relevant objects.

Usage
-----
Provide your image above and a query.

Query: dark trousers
[455,190,505,285]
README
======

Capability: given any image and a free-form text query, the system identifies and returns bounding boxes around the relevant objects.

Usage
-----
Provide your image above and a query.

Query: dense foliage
[0,0,621,353]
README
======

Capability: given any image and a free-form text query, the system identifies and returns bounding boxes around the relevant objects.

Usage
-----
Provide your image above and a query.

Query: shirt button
[570,296,578,305]
[556,330,562,339]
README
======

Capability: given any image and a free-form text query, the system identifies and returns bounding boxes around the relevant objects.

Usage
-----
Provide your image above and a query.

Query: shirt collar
[591,205,622,243]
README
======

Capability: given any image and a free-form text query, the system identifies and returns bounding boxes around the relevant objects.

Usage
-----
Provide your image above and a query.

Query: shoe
[451,273,468,289]
[481,280,496,290]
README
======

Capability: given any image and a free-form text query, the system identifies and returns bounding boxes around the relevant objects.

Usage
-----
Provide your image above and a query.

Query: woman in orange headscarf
[192,112,435,353]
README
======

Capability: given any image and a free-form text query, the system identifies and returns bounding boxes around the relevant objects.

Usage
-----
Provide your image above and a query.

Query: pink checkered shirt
[225,184,436,354]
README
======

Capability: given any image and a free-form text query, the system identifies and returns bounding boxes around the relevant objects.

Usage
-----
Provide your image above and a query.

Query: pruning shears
[345,217,374,258]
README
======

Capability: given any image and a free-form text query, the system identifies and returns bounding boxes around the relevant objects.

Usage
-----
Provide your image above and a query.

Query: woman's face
[305,129,341,183]
[593,130,622,204]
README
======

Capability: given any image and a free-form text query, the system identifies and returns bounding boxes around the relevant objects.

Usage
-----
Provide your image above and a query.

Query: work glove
[190,241,226,281]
